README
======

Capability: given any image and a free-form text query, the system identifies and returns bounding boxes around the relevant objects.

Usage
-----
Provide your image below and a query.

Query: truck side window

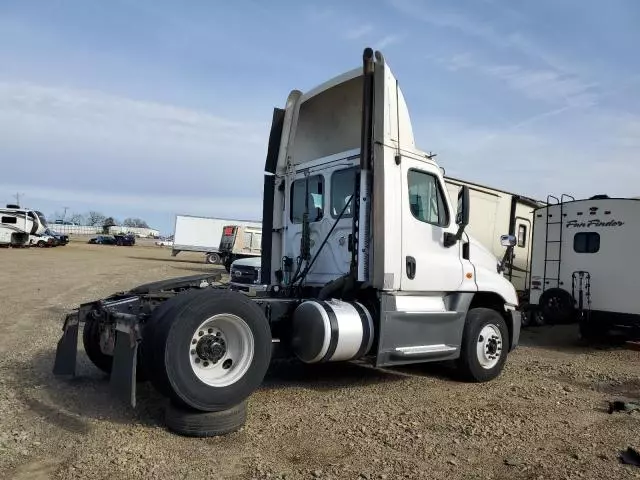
[517,225,527,247]
[330,167,356,218]
[290,174,324,223]
[574,232,600,253]
[407,169,449,227]
[1,216,17,224]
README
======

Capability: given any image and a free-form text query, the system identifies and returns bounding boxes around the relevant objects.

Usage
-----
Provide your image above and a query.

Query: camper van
[529,194,640,340]
[0,205,48,247]
[444,178,543,295]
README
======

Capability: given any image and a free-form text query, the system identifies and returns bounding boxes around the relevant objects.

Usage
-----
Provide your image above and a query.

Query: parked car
[114,234,135,246]
[89,234,135,246]
[44,228,69,246]
[29,234,55,248]
[88,235,116,245]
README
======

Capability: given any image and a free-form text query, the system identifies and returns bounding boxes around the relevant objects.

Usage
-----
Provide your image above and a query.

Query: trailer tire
[164,399,248,437]
[457,308,509,382]
[82,315,148,381]
[149,289,271,412]
[539,288,575,324]
[205,253,221,265]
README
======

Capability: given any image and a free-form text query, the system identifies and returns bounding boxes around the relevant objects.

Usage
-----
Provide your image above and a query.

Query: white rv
[444,178,543,295]
[0,205,48,247]
[528,194,640,340]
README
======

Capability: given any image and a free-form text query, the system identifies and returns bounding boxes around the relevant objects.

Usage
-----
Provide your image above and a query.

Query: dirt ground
[0,242,638,480]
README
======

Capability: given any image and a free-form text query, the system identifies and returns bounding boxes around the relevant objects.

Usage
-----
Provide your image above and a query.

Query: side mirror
[456,186,470,227]
[500,234,517,247]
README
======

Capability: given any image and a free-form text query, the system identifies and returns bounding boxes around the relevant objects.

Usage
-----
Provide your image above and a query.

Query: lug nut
[190,349,196,355]
[195,358,200,363]
[198,331,204,336]
[208,328,213,334]
[203,361,209,367]
[191,339,197,345]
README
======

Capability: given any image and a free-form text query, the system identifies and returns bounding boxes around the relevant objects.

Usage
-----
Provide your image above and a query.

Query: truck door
[400,158,464,292]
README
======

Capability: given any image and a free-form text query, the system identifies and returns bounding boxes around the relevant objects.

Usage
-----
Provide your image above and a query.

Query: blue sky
[1,0,639,235]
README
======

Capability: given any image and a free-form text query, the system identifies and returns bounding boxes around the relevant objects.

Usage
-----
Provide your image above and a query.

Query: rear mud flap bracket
[109,320,140,409]
[52,313,79,376]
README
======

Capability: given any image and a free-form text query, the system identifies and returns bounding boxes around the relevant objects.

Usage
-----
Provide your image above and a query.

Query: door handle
[406,256,416,279]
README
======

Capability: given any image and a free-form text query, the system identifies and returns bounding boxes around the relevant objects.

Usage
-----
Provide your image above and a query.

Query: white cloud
[376,34,403,49]
[0,81,269,201]
[345,24,373,40]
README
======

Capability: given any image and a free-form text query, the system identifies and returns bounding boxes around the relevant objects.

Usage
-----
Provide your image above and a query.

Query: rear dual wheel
[144,289,272,412]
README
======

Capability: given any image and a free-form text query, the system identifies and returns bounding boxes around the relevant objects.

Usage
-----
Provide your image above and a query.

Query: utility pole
[13,192,24,206]
[62,207,69,222]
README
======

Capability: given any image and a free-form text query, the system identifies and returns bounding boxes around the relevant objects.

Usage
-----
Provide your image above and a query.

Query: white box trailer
[171,215,261,264]
[528,194,640,340]
[444,177,543,295]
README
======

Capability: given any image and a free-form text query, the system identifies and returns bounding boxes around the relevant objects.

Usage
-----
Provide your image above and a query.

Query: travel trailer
[54,48,521,437]
[528,194,640,340]
[0,205,48,247]
[444,178,543,295]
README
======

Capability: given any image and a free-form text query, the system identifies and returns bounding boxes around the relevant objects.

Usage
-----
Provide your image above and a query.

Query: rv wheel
[149,289,271,412]
[205,253,221,265]
[539,288,574,324]
[457,308,509,382]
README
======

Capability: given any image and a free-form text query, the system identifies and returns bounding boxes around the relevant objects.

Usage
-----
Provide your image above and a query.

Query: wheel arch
[469,291,516,351]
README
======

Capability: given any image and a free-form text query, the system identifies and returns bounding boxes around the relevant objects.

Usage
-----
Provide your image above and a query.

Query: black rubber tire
[539,288,575,324]
[140,289,209,396]
[164,399,248,437]
[205,253,221,265]
[83,315,148,381]
[37,240,46,248]
[82,316,113,375]
[457,307,510,382]
[149,289,272,412]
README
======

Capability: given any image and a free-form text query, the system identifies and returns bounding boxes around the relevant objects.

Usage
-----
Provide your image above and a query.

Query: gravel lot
[0,242,638,479]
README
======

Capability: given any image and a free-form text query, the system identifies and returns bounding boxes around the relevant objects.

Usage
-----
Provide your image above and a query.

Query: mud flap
[109,326,139,408]
[52,313,79,376]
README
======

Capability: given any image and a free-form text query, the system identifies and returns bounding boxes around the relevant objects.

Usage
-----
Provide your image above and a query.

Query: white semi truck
[171,214,261,264]
[53,48,521,437]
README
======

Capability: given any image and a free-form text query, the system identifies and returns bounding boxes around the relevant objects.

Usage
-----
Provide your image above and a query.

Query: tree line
[52,210,150,228]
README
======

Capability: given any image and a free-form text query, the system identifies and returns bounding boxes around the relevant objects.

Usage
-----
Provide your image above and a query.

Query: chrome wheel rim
[188,314,254,387]
[476,324,503,369]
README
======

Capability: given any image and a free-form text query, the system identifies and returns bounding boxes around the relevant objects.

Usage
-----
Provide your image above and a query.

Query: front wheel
[457,307,509,382]
[37,240,46,248]
[149,289,272,412]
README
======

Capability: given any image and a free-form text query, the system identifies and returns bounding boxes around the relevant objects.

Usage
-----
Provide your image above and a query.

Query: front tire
[149,289,272,412]
[457,308,509,382]
[37,240,46,248]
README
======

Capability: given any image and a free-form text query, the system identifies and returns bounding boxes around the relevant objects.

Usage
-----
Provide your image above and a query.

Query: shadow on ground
[519,324,629,354]
[127,255,216,266]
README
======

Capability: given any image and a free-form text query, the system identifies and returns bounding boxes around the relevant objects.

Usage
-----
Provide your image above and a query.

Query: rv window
[407,169,449,227]
[1,216,17,224]
[290,174,324,224]
[574,232,600,253]
[330,167,356,218]
[517,224,527,247]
